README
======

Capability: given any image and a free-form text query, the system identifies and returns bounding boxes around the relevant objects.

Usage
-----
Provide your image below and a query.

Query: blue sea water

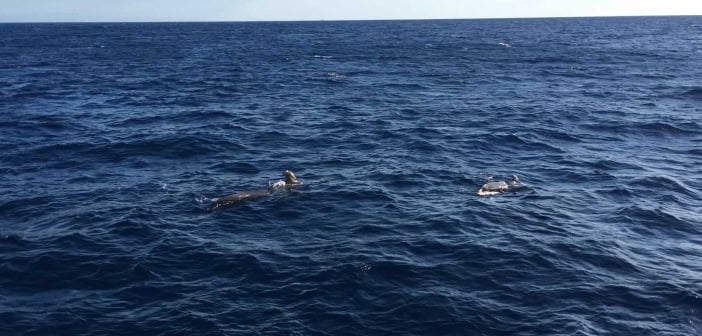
[1,16,702,335]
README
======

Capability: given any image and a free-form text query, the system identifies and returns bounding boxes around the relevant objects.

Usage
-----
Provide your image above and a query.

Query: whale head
[283,170,299,185]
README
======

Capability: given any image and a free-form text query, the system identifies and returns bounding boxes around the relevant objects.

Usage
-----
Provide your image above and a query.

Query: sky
[1,0,701,22]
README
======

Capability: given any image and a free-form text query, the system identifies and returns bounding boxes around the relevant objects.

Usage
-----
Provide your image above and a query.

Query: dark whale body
[208,188,272,211]
[208,170,299,211]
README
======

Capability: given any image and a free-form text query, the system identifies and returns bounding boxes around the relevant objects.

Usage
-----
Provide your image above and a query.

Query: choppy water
[1,17,702,335]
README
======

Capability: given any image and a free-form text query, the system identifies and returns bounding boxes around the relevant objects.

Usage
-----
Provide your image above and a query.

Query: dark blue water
[2,17,702,335]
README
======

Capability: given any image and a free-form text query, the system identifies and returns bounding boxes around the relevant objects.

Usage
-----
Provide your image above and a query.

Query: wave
[106,218,159,241]
[480,133,565,153]
[0,196,56,219]
[679,87,702,99]
[614,205,698,236]
[206,162,262,177]
[107,109,233,127]
[585,158,642,171]
[584,121,701,137]
[523,56,582,64]
[0,119,78,134]
[381,82,429,90]
[0,234,30,251]
[9,134,241,163]
[532,128,583,143]
[627,175,698,197]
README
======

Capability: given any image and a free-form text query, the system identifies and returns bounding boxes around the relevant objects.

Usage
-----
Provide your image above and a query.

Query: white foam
[477,190,500,196]
[327,72,346,78]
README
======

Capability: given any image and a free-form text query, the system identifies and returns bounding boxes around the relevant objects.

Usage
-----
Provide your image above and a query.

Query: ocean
[1,16,701,335]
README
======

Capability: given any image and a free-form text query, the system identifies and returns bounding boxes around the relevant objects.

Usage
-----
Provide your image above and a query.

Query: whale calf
[208,170,300,211]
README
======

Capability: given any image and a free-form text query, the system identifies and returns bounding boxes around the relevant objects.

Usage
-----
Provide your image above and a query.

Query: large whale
[208,170,300,211]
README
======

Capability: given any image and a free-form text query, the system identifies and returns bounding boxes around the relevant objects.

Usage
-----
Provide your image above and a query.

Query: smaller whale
[477,175,524,196]
[208,170,300,211]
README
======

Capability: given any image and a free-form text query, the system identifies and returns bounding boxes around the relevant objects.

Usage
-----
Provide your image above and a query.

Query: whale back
[477,174,528,196]
[477,180,510,196]
[208,188,270,211]
[481,181,509,191]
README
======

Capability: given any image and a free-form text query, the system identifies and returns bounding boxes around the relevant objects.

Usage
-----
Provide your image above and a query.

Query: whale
[477,175,524,196]
[208,170,300,211]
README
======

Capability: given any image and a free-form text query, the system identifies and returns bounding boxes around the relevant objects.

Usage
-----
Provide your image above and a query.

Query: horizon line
[1,14,700,24]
